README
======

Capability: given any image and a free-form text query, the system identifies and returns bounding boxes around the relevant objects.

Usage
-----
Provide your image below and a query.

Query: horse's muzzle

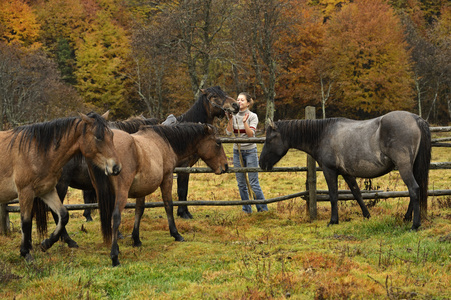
[220,163,228,174]
[106,164,122,176]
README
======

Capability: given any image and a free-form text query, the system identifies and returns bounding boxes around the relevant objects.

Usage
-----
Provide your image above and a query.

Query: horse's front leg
[18,191,34,261]
[162,176,184,241]
[110,192,127,267]
[54,182,79,248]
[322,168,340,226]
[177,173,193,219]
[39,189,69,252]
[131,197,146,247]
[342,175,371,219]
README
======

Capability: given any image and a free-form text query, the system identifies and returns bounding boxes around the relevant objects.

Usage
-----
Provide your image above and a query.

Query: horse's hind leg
[131,197,145,247]
[39,189,69,251]
[398,167,421,230]
[343,175,371,219]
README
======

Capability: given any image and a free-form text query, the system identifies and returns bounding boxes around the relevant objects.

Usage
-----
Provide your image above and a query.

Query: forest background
[0,0,449,129]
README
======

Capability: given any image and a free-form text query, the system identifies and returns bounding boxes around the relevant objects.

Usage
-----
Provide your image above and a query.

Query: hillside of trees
[0,0,449,128]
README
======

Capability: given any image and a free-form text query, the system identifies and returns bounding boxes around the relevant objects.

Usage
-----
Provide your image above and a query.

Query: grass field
[1,133,450,299]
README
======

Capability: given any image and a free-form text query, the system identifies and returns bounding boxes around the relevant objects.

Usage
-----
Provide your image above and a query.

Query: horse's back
[320,111,423,178]
[127,130,174,197]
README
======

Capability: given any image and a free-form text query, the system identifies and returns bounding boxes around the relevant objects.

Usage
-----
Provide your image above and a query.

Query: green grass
[1,138,450,299]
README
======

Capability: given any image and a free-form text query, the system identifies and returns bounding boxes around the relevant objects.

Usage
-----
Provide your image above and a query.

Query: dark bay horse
[165,86,238,219]
[259,111,431,230]
[0,112,121,261]
[91,123,228,266]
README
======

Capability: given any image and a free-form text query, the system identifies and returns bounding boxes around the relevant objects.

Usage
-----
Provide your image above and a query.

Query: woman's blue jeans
[233,148,269,213]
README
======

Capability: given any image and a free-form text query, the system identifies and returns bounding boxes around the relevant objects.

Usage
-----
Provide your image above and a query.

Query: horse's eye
[95,136,103,142]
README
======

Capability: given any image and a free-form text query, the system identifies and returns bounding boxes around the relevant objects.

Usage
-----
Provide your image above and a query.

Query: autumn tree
[236,0,286,123]
[74,8,133,117]
[0,42,83,129]
[277,0,330,118]
[323,0,414,118]
[0,0,41,50]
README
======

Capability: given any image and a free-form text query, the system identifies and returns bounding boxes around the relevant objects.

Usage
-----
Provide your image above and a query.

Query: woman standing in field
[226,92,268,213]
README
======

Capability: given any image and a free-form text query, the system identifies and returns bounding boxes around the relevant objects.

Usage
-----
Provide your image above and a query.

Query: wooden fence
[1,107,450,234]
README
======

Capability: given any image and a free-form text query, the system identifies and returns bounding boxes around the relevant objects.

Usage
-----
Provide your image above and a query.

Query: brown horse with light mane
[0,112,121,262]
[90,123,228,266]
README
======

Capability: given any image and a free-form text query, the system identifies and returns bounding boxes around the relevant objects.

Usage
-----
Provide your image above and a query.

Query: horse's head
[197,124,228,175]
[201,86,239,118]
[259,120,289,171]
[79,111,122,176]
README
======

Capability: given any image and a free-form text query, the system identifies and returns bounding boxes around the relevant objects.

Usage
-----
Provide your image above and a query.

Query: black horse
[259,111,431,230]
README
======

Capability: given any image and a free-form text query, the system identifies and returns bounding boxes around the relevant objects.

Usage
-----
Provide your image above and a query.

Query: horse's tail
[414,116,431,218]
[91,165,115,244]
[33,197,48,239]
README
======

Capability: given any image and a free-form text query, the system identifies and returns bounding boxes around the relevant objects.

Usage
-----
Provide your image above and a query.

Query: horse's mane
[141,123,214,156]
[9,112,109,153]
[109,116,159,133]
[275,118,341,147]
[176,86,227,123]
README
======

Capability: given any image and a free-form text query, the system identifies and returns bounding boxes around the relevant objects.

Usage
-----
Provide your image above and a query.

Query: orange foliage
[0,0,41,50]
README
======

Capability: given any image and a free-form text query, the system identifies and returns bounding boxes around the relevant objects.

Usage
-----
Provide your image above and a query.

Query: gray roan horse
[259,111,431,230]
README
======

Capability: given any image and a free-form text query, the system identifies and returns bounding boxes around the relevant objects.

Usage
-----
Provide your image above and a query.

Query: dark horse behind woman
[90,123,229,266]
[259,111,431,230]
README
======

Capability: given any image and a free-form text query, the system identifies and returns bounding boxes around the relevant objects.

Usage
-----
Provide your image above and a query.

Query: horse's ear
[79,113,93,123]
[204,124,214,134]
[268,118,276,129]
[101,111,110,120]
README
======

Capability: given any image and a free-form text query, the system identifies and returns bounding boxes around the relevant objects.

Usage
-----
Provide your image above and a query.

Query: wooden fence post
[305,106,317,221]
[0,203,9,235]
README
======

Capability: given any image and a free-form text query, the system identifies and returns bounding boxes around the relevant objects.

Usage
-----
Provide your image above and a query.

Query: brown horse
[91,123,228,266]
[0,112,121,261]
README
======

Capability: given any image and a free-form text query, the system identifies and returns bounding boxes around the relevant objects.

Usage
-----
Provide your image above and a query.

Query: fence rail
[1,111,450,234]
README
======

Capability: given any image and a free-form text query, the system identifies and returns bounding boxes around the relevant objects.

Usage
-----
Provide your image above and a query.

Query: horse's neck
[48,131,83,170]
[177,99,212,124]
[289,119,329,156]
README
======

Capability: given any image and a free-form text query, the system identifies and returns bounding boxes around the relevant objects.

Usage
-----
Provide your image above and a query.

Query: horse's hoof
[112,259,120,267]
[85,217,93,222]
[133,241,142,247]
[177,211,193,219]
[24,253,34,263]
[40,240,50,252]
[327,221,338,227]
[364,213,371,219]
[66,239,79,248]
[175,235,185,242]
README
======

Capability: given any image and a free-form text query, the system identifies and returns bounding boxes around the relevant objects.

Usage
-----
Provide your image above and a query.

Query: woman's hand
[243,113,249,123]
